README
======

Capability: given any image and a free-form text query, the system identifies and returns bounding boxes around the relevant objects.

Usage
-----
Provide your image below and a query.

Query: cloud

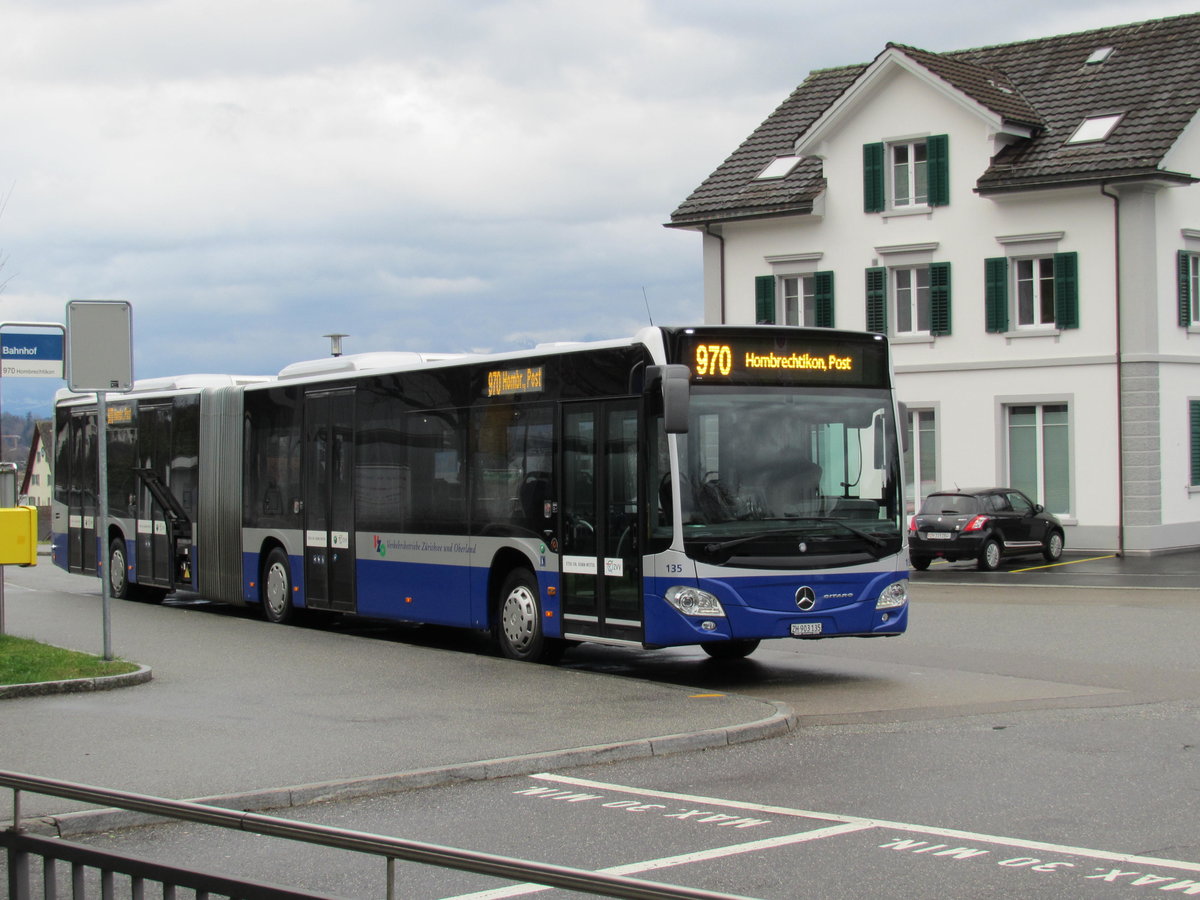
[0,0,1190,416]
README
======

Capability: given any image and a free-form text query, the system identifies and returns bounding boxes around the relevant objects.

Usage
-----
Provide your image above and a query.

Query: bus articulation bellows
[53,326,909,663]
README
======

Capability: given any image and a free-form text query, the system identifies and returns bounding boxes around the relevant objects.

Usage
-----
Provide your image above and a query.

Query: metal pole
[97,391,111,660]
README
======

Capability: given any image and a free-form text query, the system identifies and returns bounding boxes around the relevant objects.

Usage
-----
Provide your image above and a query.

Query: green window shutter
[1179,251,1192,328]
[865,267,887,333]
[1053,252,1079,330]
[926,134,950,207]
[755,275,776,324]
[984,257,1009,333]
[930,262,951,336]
[813,270,835,328]
[863,143,885,213]
[1191,401,1200,486]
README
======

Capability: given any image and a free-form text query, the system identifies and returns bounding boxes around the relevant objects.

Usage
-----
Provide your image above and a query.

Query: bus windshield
[656,385,904,569]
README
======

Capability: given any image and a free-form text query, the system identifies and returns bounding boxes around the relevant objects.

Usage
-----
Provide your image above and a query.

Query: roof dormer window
[1085,46,1114,64]
[1066,114,1122,144]
[755,156,802,180]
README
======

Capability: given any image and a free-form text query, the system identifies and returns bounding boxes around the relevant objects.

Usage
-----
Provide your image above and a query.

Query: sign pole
[97,391,111,659]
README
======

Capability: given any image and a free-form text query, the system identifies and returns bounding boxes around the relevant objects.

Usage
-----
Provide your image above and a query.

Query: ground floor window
[1007,403,1069,514]
[1190,400,1200,487]
[903,407,937,513]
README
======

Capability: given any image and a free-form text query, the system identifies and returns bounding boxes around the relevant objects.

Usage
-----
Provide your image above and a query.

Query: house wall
[699,63,1200,552]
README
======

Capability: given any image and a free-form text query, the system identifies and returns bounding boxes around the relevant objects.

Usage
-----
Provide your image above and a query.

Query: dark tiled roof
[669,13,1200,227]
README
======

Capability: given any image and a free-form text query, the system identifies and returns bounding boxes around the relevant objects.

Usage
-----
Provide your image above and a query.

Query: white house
[668,13,1200,554]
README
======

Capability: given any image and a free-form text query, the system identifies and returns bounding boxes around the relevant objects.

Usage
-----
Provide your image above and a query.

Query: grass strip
[0,633,139,685]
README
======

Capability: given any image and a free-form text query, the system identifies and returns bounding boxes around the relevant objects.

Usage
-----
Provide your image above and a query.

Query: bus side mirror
[645,365,690,434]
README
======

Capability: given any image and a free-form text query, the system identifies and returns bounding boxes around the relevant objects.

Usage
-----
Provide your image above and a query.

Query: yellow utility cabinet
[0,506,38,566]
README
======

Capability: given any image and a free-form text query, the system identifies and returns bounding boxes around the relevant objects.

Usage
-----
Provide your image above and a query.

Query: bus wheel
[108,538,131,600]
[700,639,760,660]
[496,568,555,662]
[262,548,295,624]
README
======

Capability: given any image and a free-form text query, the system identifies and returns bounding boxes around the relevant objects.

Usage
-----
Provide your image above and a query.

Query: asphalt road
[2,551,1198,898]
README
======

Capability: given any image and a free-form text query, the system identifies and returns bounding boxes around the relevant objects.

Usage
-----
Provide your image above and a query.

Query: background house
[668,13,1200,555]
[19,420,53,538]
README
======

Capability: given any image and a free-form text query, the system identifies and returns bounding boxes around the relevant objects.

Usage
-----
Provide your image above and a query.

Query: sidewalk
[0,563,791,834]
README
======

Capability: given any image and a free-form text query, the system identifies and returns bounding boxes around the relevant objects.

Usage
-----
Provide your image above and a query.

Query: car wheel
[701,639,760,660]
[1043,530,1064,562]
[977,538,1002,571]
[108,538,131,600]
[909,554,932,571]
[262,547,295,624]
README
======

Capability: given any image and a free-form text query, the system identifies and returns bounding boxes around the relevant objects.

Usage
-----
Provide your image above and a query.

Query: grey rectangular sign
[67,300,133,392]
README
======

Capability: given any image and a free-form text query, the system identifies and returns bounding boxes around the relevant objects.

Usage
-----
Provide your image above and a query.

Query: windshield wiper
[699,518,889,556]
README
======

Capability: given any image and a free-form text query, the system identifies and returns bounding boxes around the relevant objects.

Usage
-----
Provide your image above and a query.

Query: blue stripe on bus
[240,553,563,634]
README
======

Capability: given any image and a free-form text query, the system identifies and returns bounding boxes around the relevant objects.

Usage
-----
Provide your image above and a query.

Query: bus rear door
[67,408,98,575]
[560,400,642,644]
[303,389,357,613]
[135,402,174,587]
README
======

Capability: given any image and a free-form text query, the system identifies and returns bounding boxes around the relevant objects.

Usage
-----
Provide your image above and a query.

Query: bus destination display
[485,365,544,397]
[677,331,886,388]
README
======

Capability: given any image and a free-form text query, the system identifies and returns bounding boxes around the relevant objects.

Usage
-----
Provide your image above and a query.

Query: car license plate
[925,532,953,540]
[790,623,822,636]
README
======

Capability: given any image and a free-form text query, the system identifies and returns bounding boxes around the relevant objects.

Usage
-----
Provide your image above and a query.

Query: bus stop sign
[66,300,133,392]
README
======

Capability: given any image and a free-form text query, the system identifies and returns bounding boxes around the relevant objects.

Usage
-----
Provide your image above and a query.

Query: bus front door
[303,390,356,613]
[560,400,642,644]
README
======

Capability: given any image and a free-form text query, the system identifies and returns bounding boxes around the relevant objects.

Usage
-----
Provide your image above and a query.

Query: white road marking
[531,773,1200,873]
[441,822,874,899]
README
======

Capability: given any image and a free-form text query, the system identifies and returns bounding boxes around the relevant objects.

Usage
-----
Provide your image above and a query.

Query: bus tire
[700,639,760,660]
[262,547,295,625]
[108,538,132,601]
[496,568,558,663]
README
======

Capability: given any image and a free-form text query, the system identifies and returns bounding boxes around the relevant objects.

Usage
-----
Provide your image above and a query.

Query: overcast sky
[0,0,1194,415]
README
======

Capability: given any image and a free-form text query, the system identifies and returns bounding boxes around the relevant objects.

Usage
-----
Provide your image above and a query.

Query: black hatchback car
[908,487,1064,571]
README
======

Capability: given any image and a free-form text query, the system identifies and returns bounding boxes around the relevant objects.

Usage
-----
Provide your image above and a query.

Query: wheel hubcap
[265,562,288,617]
[987,544,1000,566]
[502,586,537,652]
[110,548,125,593]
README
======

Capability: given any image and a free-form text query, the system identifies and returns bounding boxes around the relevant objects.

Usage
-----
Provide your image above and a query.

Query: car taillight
[908,516,917,532]
[964,515,990,532]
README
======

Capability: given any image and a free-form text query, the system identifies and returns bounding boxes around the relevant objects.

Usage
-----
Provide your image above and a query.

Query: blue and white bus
[52,325,909,662]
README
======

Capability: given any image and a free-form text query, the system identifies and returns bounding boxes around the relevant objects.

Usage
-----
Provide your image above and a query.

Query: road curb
[26,699,798,838]
[0,665,153,701]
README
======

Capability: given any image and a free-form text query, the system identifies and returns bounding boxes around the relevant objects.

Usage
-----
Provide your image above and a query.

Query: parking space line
[1010,555,1117,573]
[530,774,1200,873]
[443,822,875,899]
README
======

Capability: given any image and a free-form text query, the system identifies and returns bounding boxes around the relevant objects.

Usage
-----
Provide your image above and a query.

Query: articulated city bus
[52,325,909,662]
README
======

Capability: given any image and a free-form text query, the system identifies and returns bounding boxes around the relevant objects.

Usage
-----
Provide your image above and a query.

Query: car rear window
[919,494,979,515]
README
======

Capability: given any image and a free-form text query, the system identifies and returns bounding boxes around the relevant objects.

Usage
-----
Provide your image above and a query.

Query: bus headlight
[665,586,726,618]
[875,581,909,610]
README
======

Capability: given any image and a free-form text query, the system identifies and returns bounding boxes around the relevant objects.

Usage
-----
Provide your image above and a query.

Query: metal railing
[2,770,756,900]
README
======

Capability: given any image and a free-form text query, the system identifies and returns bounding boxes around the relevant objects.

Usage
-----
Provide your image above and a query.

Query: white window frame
[889,139,928,208]
[780,275,817,326]
[1001,399,1073,518]
[1187,252,1200,326]
[893,265,931,336]
[903,405,938,514]
[1013,256,1056,328]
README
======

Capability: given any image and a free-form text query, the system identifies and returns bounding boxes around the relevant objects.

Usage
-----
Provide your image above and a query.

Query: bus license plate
[925,532,953,540]
[790,623,822,636]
